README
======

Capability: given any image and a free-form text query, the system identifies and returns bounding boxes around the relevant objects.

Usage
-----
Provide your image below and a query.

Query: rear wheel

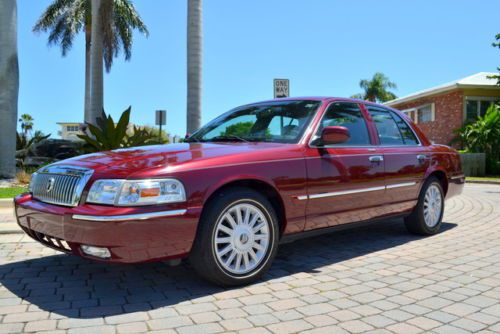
[405,177,444,235]
[190,188,279,286]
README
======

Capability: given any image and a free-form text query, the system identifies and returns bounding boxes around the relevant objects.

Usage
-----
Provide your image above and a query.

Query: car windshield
[187,100,322,144]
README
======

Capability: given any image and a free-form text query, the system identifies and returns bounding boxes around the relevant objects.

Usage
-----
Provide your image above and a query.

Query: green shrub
[454,104,500,174]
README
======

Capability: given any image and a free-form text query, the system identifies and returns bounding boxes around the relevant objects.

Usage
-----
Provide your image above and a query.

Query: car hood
[58,142,293,176]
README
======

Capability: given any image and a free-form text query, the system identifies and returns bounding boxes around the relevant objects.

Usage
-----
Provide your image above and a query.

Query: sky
[17,0,500,138]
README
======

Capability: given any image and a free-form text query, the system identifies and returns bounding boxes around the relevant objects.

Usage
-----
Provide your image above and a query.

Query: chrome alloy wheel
[423,184,442,228]
[213,203,271,275]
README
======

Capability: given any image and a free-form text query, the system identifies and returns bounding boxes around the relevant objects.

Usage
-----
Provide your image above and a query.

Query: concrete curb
[0,199,14,209]
[0,229,23,235]
[466,180,500,185]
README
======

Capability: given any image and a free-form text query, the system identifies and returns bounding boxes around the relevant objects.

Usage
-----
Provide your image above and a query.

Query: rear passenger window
[367,107,418,146]
[314,102,371,146]
[391,112,419,145]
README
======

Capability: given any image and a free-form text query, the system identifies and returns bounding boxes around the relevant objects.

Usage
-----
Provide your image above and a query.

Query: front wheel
[405,177,444,235]
[190,188,279,286]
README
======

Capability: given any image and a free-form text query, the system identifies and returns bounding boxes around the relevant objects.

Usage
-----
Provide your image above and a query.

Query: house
[57,122,83,141]
[385,72,500,145]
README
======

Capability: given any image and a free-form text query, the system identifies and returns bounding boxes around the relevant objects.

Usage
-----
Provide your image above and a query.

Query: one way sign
[274,79,289,98]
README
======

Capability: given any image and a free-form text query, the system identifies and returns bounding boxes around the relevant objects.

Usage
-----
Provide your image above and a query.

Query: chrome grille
[30,165,94,207]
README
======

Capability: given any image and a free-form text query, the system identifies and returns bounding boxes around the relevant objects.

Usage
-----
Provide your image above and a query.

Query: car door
[303,101,386,230]
[365,105,429,208]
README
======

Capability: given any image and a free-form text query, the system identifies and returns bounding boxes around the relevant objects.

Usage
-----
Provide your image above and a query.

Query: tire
[405,177,444,235]
[190,187,280,286]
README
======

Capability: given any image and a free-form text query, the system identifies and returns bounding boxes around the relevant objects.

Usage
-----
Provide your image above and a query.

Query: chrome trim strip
[386,181,416,189]
[296,181,417,200]
[450,174,465,180]
[307,186,385,200]
[72,209,187,222]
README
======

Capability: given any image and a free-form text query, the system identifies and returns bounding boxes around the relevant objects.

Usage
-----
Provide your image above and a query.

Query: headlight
[87,179,186,206]
[28,172,38,193]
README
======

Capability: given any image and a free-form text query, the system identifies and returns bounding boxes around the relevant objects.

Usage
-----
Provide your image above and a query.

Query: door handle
[369,155,384,163]
[416,154,428,162]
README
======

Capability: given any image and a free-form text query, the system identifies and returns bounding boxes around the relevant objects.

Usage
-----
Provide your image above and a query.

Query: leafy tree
[455,104,500,174]
[220,122,254,137]
[351,72,398,103]
[18,114,34,137]
[77,106,159,152]
[489,33,500,85]
[140,125,169,144]
[33,0,149,124]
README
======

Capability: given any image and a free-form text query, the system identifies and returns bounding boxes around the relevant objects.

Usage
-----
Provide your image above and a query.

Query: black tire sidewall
[191,188,279,286]
[417,178,444,234]
[210,197,277,281]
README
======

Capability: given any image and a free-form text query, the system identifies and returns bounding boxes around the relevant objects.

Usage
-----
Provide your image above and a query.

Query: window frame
[402,103,435,124]
[308,101,374,148]
[366,105,421,147]
[463,96,499,122]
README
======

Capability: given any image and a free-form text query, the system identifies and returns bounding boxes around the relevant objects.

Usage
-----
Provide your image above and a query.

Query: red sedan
[15,98,464,286]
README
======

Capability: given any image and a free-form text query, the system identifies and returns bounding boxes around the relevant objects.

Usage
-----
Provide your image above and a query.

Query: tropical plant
[77,106,159,152]
[18,114,34,137]
[351,72,398,103]
[455,104,500,174]
[33,0,149,124]
[187,0,203,133]
[16,131,51,169]
[489,33,500,85]
[0,0,19,178]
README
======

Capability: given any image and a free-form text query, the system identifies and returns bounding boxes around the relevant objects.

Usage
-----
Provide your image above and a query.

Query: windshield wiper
[204,135,249,143]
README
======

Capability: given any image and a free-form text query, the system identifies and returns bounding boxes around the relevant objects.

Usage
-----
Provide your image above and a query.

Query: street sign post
[274,79,289,98]
[155,110,166,143]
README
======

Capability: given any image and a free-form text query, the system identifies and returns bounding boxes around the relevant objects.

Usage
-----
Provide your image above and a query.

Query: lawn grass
[466,176,500,182]
[0,187,28,199]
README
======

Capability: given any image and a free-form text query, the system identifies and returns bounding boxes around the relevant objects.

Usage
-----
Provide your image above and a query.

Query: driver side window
[314,102,371,146]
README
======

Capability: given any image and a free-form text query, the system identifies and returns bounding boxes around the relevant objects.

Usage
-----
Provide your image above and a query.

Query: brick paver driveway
[0,183,499,334]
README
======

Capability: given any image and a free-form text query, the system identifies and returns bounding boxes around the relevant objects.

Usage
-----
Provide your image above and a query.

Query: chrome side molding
[297,181,417,200]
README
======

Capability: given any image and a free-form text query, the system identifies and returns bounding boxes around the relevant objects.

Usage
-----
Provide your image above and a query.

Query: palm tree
[187,0,203,134]
[0,0,19,178]
[33,0,149,124]
[351,72,397,103]
[19,114,34,137]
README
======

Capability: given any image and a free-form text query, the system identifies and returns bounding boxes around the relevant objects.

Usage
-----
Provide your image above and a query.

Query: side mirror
[321,126,350,145]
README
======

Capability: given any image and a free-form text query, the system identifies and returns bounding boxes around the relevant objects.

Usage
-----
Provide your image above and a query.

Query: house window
[465,97,498,122]
[66,125,79,132]
[402,104,435,124]
[416,104,434,124]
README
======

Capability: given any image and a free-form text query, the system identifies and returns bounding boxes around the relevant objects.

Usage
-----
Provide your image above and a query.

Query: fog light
[81,245,111,259]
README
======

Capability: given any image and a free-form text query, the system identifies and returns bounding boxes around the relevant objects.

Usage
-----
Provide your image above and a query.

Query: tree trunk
[84,24,91,123]
[187,0,202,134]
[89,0,104,125]
[0,0,19,178]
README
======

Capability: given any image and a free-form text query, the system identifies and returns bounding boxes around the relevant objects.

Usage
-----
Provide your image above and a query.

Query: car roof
[245,97,391,108]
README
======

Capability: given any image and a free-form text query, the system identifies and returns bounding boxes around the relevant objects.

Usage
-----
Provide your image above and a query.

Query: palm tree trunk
[187,0,202,134]
[84,24,91,123]
[89,0,104,125]
[0,0,19,178]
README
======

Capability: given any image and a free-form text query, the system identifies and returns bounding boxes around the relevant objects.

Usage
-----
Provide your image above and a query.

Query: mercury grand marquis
[15,97,465,286]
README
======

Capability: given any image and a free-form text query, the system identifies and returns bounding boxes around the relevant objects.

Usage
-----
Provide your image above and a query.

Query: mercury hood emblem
[46,177,55,193]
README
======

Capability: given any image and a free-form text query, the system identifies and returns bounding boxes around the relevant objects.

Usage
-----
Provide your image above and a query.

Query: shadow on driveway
[0,219,457,319]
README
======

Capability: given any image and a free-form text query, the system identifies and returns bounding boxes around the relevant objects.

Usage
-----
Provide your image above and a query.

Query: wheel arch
[425,169,448,196]
[201,178,288,235]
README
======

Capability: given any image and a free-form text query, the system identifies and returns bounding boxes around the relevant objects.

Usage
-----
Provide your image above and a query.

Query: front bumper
[15,194,200,263]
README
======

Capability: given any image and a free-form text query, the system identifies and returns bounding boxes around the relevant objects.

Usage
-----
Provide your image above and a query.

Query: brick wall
[390,90,464,146]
